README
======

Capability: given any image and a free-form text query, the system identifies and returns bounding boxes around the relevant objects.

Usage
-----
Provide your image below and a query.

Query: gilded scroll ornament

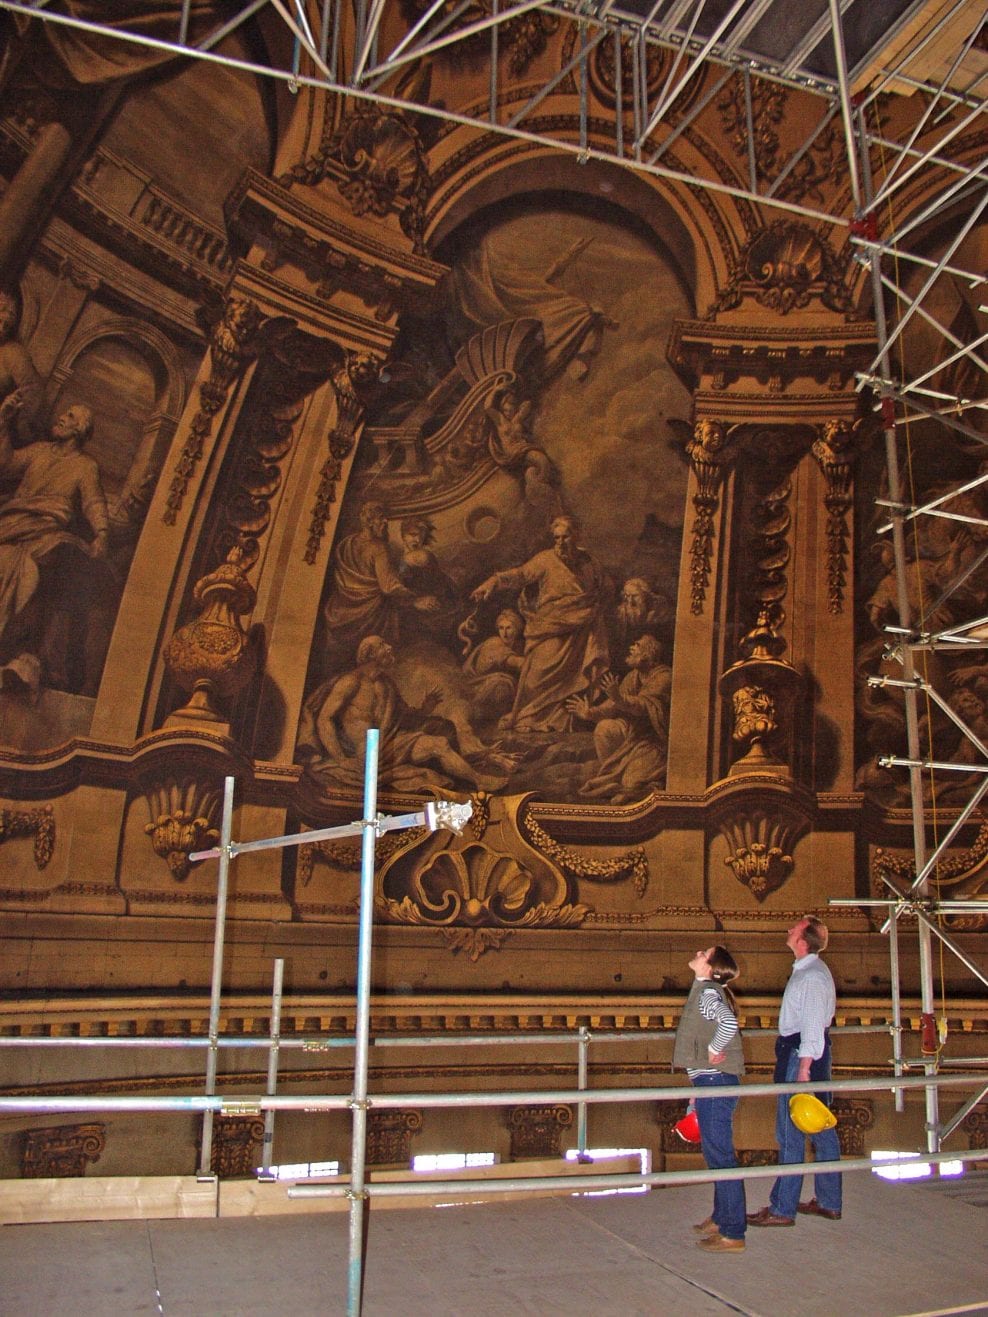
[377,839,590,959]
[203,1115,265,1178]
[371,793,657,957]
[685,418,737,615]
[22,1123,105,1178]
[165,296,262,524]
[162,543,257,723]
[507,1104,573,1159]
[832,1097,875,1157]
[367,1109,423,1165]
[748,474,791,612]
[0,803,54,869]
[812,418,860,614]
[304,350,381,565]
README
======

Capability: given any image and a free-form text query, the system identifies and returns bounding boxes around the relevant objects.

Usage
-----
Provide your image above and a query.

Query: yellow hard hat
[789,1093,837,1134]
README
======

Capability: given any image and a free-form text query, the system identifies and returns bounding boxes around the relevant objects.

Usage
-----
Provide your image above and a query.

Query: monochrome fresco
[297,199,694,805]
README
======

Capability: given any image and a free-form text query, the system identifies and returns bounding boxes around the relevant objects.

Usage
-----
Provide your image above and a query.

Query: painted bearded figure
[471,514,610,733]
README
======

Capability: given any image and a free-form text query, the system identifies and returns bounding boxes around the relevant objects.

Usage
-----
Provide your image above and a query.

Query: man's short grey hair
[622,577,652,597]
[634,634,662,664]
[357,634,388,664]
[801,916,828,953]
[75,405,95,444]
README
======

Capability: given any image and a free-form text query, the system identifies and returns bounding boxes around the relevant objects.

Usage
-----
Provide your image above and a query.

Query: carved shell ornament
[408,844,533,925]
[337,110,425,218]
[711,222,853,316]
[377,823,590,958]
[748,226,822,312]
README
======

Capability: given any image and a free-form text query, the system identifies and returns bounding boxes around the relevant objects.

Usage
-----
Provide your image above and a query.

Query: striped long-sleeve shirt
[686,984,740,1079]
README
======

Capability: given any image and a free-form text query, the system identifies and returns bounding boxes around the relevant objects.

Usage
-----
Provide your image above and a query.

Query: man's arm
[471,561,529,603]
[0,342,43,438]
[0,389,25,470]
[79,459,110,559]
[795,975,833,1079]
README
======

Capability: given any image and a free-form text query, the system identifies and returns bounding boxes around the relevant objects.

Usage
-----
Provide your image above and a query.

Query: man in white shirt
[747,916,842,1226]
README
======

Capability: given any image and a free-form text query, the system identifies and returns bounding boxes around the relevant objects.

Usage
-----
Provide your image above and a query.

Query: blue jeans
[692,1072,746,1240]
[768,1047,842,1219]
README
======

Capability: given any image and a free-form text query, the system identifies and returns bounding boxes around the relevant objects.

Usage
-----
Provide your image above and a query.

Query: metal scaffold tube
[347,727,380,1317]
[849,39,988,1150]
[198,773,236,1179]
[1,1069,985,1116]
[260,958,285,1177]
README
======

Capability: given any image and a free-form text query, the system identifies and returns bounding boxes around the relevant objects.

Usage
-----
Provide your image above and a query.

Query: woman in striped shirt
[672,946,746,1252]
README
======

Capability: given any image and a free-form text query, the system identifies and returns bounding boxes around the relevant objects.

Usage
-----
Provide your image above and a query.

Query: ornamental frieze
[292,793,650,958]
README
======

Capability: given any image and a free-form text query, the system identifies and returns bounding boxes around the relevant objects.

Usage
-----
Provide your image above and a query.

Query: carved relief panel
[507,1104,573,1160]
[22,1123,106,1178]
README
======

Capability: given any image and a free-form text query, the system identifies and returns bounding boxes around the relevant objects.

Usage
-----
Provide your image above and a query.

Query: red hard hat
[674,1109,701,1143]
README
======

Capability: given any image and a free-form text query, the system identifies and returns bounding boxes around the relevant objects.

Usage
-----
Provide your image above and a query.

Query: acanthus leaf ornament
[144,780,222,881]
[707,778,813,901]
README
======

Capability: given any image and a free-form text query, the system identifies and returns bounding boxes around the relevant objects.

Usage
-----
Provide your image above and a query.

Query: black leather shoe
[797,1199,841,1220]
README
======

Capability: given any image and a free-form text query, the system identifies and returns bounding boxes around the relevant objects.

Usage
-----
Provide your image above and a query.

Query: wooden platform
[1,1167,986,1315]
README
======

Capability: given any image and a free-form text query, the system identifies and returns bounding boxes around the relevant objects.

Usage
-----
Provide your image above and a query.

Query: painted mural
[296,200,694,805]
[0,19,270,730]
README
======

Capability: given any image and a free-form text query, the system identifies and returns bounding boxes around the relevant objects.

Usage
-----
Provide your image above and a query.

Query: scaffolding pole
[346,728,379,1317]
[850,35,988,1151]
[182,735,472,1317]
[198,774,235,1178]
[2,0,984,234]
